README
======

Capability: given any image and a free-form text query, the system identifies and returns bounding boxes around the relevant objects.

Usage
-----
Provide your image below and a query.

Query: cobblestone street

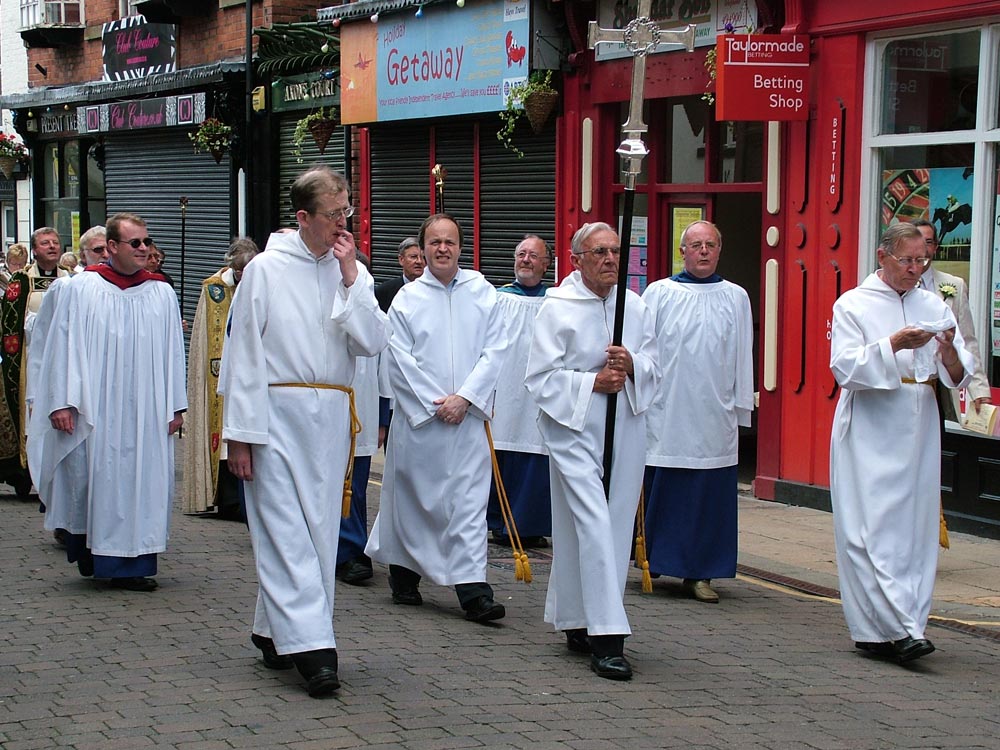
[2,456,999,749]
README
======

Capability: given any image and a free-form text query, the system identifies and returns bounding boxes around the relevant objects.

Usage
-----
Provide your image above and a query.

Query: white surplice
[354,354,380,458]
[491,293,547,454]
[642,278,754,468]
[366,268,508,586]
[27,271,186,555]
[220,230,389,655]
[830,272,973,643]
[525,272,659,635]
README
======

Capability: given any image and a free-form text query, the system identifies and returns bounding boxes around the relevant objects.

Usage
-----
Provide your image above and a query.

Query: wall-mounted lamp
[35,63,48,78]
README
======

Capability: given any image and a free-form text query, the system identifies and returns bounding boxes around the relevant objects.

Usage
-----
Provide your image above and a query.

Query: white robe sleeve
[331,264,390,358]
[455,293,508,421]
[219,264,272,445]
[830,301,902,391]
[619,296,660,417]
[735,288,755,428]
[387,304,446,429]
[525,302,597,432]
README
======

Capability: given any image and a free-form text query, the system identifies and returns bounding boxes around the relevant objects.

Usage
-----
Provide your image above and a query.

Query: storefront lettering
[115,28,162,55]
[109,101,166,130]
[283,78,338,103]
[386,46,464,86]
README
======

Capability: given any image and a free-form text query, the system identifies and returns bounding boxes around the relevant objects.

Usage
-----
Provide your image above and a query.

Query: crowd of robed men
[3,166,980,698]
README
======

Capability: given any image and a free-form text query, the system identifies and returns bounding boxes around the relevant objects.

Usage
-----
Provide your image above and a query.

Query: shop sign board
[78,92,205,134]
[716,33,810,121]
[339,0,529,124]
[102,15,177,82]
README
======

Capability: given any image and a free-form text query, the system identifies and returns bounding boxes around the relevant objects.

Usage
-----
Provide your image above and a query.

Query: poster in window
[881,166,973,282]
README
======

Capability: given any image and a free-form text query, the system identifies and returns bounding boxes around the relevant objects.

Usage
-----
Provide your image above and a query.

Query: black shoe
[389,574,423,605]
[855,641,894,657]
[464,595,505,623]
[565,629,591,654]
[53,529,68,547]
[292,650,340,698]
[590,654,633,680]
[251,634,294,670]
[892,636,935,664]
[337,557,374,585]
[305,666,340,698]
[109,576,158,592]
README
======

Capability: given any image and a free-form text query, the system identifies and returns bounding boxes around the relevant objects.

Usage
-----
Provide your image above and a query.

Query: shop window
[718,121,762,183]
[39,139,91,251]
[667,97,706,184]
[880,30,979,135]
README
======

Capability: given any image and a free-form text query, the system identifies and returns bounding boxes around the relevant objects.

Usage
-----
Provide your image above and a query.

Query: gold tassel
[341,486,353,519]
[485,423,531,583]
[939,505,950,549]
[635,486,653,593]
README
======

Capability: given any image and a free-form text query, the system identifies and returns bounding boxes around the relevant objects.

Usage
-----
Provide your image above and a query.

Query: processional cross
[588,3,696,495]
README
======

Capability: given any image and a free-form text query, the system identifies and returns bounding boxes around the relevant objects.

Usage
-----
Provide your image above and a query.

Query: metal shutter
[369,123,431,282]
[104,129,232,323]
[479,116,556,287]
[432,121,475,257]
[277,116,346,230]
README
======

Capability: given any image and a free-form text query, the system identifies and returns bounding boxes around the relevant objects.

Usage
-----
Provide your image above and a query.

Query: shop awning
[0,59,245,110]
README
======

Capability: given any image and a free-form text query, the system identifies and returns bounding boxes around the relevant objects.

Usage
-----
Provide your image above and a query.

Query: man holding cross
[525,222,659,680]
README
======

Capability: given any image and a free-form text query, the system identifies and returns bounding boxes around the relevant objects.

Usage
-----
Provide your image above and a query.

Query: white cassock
[366,268,508,585]
[830,272,973,643]
[27,271,186,555]
[643,278,754,467]
[491,293,546,453]
[525,272,659,635]
[220,230,388,655]
[354,354,379,459]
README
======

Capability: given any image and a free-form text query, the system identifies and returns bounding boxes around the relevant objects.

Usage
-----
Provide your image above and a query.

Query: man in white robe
[488,234,552,546]
[27,212,185,592]
[830,222,973,664]
[525,222,659,681]
[642,220,754,604]
[366,213,509,623]
[220,167,389,698]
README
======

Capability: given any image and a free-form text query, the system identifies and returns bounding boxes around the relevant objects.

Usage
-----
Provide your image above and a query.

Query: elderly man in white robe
[27,213,185,592]
[366,213,509,623]
[525,222,659,681]
[830,222,973,665]
[220,166,389,698]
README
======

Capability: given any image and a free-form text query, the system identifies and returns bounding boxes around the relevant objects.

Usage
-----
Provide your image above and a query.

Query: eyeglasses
[886,254,931,268]
[683,241,719,251]
[576,246,621,259]
[515,251,547,261]
[923,238,938,247]
[317,206,355,221]
[88,245,107,253]
[113,237,154,249]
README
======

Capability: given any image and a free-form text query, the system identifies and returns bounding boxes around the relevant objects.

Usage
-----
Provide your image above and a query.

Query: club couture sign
[716,34,810,121]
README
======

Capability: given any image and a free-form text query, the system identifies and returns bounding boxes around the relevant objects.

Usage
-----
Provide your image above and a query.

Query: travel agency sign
[716,34,810,121]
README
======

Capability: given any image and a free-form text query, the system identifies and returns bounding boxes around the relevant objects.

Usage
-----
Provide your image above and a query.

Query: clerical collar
[510,280,547,297]
[86,262,168,290]
[671,270,722,284]
[36,266,59,278]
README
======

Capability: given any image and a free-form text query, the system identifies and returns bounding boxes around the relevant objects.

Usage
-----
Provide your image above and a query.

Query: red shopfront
[559,0,1000,535]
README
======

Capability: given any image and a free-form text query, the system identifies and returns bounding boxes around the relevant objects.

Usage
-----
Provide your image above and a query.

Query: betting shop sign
[716,34,810,121]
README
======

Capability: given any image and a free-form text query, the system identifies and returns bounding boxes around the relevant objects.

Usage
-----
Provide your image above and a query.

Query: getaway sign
[716,34,810,121]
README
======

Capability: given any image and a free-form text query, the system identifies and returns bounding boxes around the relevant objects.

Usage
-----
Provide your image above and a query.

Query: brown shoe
[684,578,719,603]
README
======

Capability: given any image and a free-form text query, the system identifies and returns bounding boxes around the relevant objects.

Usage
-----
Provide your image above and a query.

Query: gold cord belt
[270,382,361,518]
[901,377,938,387]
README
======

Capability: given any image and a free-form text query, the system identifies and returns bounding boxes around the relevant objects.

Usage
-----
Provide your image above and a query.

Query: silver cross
[588,2,697,188]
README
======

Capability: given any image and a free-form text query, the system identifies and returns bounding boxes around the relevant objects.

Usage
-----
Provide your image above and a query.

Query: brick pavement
[2,457,1000,750]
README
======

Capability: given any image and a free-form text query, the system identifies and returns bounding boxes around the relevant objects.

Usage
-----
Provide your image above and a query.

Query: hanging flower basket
[293,107,339,162]
[0,132,29,178]
[523,88,559,134]
[497,71,558,158]
[189,118,233,162]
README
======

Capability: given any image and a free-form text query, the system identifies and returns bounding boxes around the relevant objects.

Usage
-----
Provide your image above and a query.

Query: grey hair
[880,222,922,255]
[397,236,419,255]
[224,237,260,273]
[570,222,616,254]
[515,234,551,260]
[79,225,106,253]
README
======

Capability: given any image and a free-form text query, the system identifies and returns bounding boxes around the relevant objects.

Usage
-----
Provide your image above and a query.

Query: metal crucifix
[588,4,696,497]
